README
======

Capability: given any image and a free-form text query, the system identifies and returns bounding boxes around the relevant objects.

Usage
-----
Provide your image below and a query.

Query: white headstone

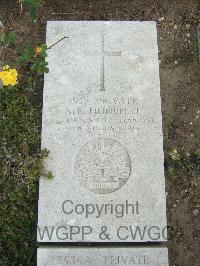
[37,247,169,266]
[38,21,167,243]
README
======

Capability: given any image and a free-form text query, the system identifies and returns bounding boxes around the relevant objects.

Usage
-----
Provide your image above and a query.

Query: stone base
[37,246,168,266]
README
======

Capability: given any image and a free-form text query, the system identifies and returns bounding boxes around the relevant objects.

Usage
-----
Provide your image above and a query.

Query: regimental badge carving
[74,138,131,194]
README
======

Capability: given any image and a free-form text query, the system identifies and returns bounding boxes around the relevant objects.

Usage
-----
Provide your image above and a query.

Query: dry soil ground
[0,1,200,266]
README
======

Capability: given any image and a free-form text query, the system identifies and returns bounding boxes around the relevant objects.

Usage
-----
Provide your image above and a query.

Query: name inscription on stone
[43,94,142,133]
[37,247,169,266]
[53,254,150,265]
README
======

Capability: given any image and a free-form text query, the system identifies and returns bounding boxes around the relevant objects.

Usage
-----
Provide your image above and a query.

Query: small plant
[16,43,49,76]
[167,167,176,177]
[0,33,49,91]
[1,31,16,47]
[21,0,44,22]
[169,149,180,161]
[32,45,49,75]
[167,148,200,178]
[194,149,200,158]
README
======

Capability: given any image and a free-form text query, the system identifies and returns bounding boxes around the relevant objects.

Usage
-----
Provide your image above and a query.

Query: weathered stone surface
[38,21,167,242]
[37,247,169,266]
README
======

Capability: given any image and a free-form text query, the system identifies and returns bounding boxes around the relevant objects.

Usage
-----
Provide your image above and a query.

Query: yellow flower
[0,66,18,86]
[36,46,42,54]
[3,65,10,70]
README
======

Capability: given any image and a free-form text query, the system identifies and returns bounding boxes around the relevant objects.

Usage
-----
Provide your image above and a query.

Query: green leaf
[3,32,16,46]
[40,44,48,57]
[16,43,34,64]
[31,59,49,75]
[22,0,43,21]
[22,0,43,7]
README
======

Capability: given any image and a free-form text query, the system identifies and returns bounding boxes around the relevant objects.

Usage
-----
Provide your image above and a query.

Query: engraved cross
[100,35,121,91]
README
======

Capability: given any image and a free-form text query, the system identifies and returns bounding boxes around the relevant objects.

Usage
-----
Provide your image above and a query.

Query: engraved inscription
[100,35,121,91]
[52,254,151,265]
[43,95,140,133]
[74,138,131,194]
